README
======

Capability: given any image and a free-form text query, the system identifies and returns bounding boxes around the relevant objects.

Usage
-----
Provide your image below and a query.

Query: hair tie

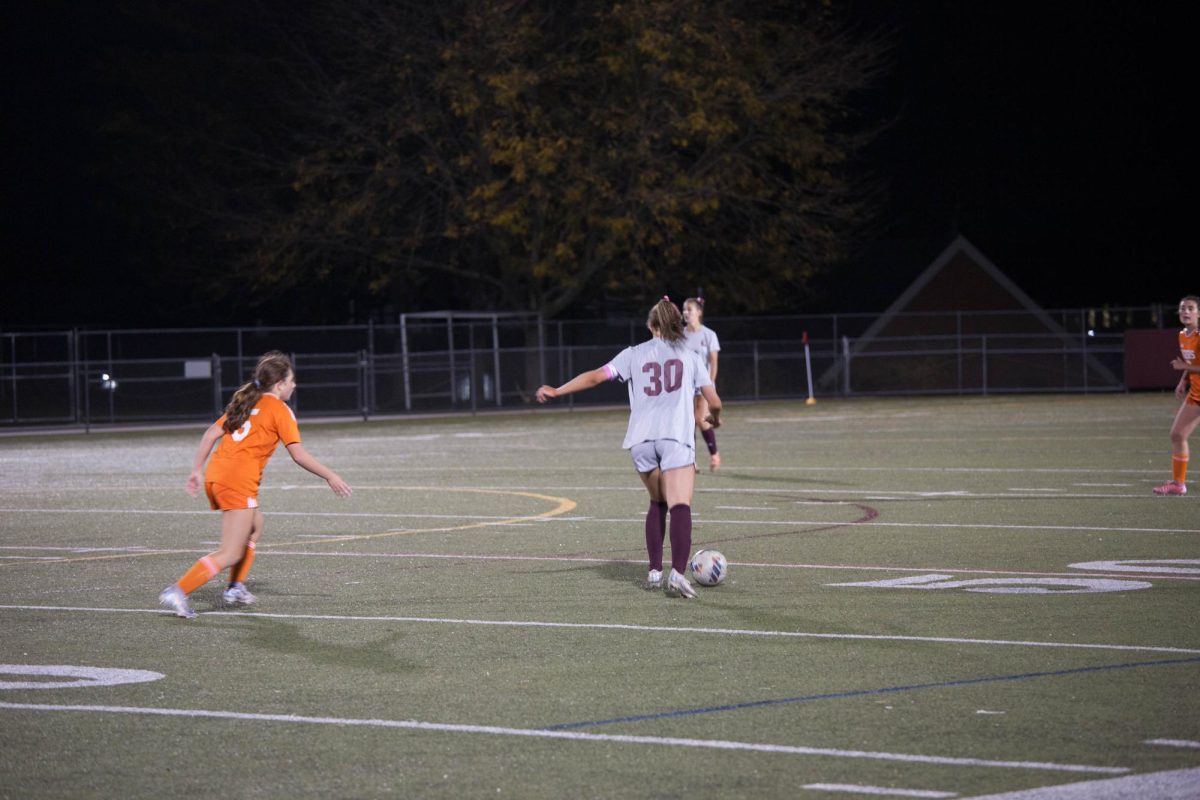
[662,295,670,302]
[254,379,261,388]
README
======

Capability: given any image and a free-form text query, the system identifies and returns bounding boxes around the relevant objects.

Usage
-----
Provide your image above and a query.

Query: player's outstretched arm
[536,367,611,403]
[186,421,225,497]
[285,442,353,497]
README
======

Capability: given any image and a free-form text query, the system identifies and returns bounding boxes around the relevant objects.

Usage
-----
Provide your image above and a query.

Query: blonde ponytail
[647,297,685,344]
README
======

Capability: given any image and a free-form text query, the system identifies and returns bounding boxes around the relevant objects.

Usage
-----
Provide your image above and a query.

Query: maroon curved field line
[556,497,878,559]
[700,499,879,546]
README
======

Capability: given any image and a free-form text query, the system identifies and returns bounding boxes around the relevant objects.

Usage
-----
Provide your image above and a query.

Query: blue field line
[545,655,1200,731]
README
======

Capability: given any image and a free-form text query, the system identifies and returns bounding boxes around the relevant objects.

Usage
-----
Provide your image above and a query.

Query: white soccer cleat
[645,569,663,589]
[1152,480,1187,496]
[666,568,697,599]
[158,585,197,619]
[222,582,257,606]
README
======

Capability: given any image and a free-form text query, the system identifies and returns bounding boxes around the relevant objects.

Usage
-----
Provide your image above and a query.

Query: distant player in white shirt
[536,297,723,598]
[683,297,721,471]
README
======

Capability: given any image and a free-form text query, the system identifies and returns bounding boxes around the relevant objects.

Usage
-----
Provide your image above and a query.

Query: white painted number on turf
[0,665,164,690]
[828,574,1152,594]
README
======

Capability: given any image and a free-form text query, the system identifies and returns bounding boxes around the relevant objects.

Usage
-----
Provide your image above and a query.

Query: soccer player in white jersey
[683,297,721,471]
[536,297,723,598]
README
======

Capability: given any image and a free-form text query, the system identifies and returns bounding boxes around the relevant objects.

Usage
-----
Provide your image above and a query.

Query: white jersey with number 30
[605,338,712,450]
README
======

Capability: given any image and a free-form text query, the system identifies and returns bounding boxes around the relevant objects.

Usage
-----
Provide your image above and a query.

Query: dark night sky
[1,2,1189,328]
[849,2,1188,314]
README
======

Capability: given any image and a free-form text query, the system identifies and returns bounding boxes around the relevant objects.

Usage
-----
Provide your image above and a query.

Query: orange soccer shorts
[205,482,260,511]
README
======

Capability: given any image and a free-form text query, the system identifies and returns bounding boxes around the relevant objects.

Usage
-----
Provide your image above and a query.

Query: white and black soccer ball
[689,549,727,586]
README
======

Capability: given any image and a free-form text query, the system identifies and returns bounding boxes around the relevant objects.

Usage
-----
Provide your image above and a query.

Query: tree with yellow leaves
[104,1,889,319]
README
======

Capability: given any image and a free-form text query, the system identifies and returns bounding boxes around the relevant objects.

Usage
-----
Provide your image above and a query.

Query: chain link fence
[0,306,1167,428]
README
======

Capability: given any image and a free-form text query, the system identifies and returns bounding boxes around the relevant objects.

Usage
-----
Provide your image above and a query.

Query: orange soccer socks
[172,542,255,597]
[175,555,220,595]
[1173,454,1189,485]
[229,541,256,585]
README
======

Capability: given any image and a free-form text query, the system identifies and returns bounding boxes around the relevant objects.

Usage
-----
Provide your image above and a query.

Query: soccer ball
[689,549,727,586]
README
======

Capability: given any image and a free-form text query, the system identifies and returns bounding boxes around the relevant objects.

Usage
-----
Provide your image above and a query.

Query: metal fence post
[367,318,376,415]
[492,316,502,407]
[538,316,546,388]
[556,321,564,389]
[70,329,79,424]
[7,334,17,423]
[469,345,478,415]
[841,336,850,397]
[956,311,963,394]
[831,315,838,368]
[1082,329,1089,394]
[358,349,368,421]
[211,354,222,416]
[752,340,760,400]
[981,336,988,396]
[105,331,115,424]
[82,337,91,433]
[566,347,574,410]
[447,316,457,408]
[401,314,412,412]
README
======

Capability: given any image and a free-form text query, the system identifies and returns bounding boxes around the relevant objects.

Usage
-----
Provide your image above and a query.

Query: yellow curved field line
[265,486,577,547]
[1,487,577,567]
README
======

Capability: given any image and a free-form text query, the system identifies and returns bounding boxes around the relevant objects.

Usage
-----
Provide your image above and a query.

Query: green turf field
[1,394,1197,799]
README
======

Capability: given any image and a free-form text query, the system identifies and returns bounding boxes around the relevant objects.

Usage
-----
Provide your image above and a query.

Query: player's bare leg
[1155,402,1200,495]
[159,509,257,618]
[224,509,263,604]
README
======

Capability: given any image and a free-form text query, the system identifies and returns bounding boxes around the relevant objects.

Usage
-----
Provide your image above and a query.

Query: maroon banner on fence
[1124,329,1181,389]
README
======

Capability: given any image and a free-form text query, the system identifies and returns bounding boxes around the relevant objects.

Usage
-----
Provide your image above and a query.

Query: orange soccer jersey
[1181,328,1200,404]
[205,394,301,497]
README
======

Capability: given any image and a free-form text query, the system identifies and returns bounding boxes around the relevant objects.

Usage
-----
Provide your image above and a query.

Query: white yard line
[0,701,1128,775]
[2,506,1197,536]
[2,604,1198,655]
[2,546,1199,583]
[802,784,957,798]
[0,507,518,521]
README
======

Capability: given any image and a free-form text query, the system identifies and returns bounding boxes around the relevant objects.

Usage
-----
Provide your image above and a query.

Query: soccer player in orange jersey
[1153,295,1200,496]
[159,351,352,618]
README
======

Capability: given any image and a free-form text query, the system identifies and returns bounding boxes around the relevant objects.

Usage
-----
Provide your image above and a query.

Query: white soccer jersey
[605,338,713,449]
[684,325,721,367]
